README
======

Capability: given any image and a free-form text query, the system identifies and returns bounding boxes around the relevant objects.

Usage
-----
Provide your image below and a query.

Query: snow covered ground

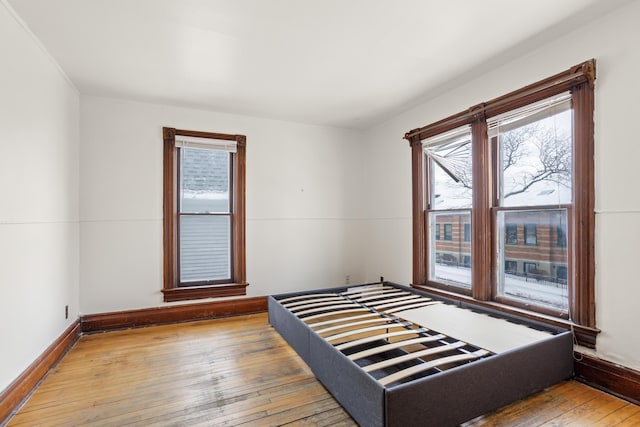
[434,264,568,310]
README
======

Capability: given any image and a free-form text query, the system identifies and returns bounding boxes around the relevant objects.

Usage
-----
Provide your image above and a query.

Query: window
[524,262,538,275]
[557,224,567,248]
[463,223,471,242]
[556,266,568,282]
[430,213,471,289]
[462,255,471,268]
[505,224,518,245]
[443,224,453,241]
[162,127,247,302]
[435,224,440,240]
[425,126,472,289]
[498,210,568,310]
[406,60,597,347]
[523,224,537,246]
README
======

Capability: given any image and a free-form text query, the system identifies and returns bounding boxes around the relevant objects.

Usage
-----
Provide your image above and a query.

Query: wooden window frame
[405,60,598,347]
[162,127,247,302]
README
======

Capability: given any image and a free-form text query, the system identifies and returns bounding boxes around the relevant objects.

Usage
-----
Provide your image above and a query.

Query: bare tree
[429,122,571,202]
[501,125,531,172]
[501,124,571,199]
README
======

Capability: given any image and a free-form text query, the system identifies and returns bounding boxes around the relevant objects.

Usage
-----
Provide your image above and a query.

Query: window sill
[162,283,248,302]
[411,284,600,348]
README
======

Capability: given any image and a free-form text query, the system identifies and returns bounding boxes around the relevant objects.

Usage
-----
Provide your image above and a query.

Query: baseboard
[1,297,268,424]
[3,307,638,424]
[0,320,80,424]
[80,296,268,333]
[574,353,640,405]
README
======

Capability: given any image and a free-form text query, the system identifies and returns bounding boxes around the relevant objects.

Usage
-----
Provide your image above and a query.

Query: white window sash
[175,135,237,153]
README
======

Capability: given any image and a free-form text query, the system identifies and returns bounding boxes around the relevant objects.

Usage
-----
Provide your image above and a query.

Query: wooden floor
[6,313,639,426]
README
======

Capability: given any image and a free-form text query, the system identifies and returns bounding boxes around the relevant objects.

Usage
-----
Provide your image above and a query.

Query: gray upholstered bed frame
[268,282,573,426]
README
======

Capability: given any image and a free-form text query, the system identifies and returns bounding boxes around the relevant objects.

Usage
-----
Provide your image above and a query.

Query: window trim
[406,60,598,347]
[162,127,247,302]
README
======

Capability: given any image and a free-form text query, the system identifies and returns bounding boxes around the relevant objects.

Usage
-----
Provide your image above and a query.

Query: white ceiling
[6,0,628,128]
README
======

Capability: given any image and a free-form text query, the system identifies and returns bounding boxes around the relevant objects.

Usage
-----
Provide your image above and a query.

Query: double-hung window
[425,125,472,290]
[162,128,247,302]
[406,60,597,347]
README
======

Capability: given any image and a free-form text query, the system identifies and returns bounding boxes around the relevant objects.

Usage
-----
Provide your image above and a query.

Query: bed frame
[268,282,573,427]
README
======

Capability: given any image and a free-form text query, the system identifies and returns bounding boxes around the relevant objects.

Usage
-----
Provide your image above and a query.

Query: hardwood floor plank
[586,402,640,426]
[507,381,599,427]
[91,378,329,426]
[617,409,640,426]
[463,380,638,427]
[543,392,631,426]
[17,346,304,413]
[237,397,349,427]
[280,406,357,427]
[6,313,638,427]
[463,381,597,426]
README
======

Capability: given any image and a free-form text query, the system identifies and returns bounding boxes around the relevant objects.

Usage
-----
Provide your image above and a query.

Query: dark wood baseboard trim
[0,320,80,424]
[80,296,268,333]
[162,283,248,302]
[574,353,640,405]
[1,297,267,423]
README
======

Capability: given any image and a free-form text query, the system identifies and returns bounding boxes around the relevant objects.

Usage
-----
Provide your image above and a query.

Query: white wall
[362,0,640,371]
[79,96,366,314]
[4,0,639,398]
[0,3,79,392]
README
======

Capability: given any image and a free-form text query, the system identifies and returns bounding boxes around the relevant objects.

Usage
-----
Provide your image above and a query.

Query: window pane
[429,211,471,289]
[524,224,537,245]
[424,126,472,209]
[505,224,518,244]
[497,209,568,311]
[180,148,230,213]
[493,94,572,207]
[179,215,230,283]
[556,224,567,247]
[443,224,453,241]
